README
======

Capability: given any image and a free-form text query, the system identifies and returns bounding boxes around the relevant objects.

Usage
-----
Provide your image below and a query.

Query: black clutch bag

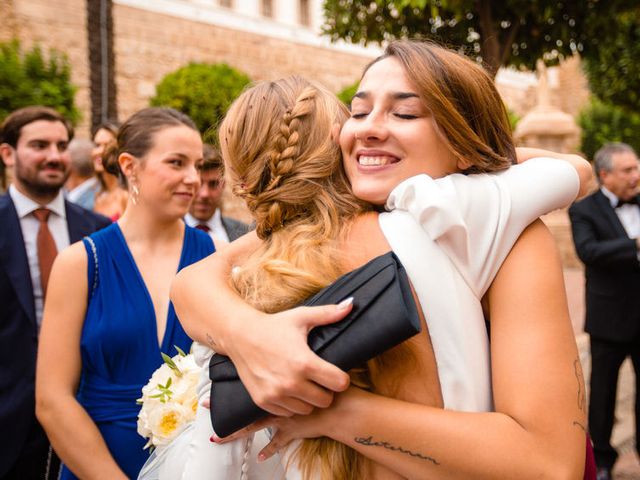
[208,251,421,437]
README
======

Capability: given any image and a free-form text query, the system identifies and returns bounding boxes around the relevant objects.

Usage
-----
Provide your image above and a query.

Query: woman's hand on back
[223,303,354,416]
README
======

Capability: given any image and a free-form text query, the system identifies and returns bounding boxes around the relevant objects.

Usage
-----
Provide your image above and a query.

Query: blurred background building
[0,0,590,138]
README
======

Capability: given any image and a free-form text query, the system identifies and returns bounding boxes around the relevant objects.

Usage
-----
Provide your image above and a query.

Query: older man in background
[66,138,100,210]
[569,142,640,480]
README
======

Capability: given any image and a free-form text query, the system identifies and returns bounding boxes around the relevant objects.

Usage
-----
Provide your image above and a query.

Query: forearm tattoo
[573,421,587,433]
[574,357,586,413]
[572,356,588,434]
[354,435,440,465]
[206,332,217,349]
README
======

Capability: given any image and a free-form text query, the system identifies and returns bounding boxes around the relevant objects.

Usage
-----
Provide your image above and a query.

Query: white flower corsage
[137,346,202,450]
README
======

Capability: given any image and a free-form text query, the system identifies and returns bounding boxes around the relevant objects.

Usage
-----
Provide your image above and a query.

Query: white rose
[137,405,152,438]
[141,363,174,397]
[137,352,202,448]
[173,375,200,418]
[147,402,191,446]
[174,353,199,375]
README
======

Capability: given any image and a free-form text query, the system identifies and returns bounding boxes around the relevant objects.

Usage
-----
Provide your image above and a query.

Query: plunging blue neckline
[112,222,188,352]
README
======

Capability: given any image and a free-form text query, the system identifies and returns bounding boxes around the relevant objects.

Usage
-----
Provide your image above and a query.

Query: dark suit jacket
[0,193,110,476]
[569,190,640,342]
[221,216,251,241]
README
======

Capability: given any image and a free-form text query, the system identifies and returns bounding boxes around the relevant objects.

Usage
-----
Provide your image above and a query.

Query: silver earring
[130,183,140,205]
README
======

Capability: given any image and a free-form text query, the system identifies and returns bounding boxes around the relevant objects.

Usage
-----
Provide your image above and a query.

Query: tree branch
[499,22,521,67]
[475,0,501,77]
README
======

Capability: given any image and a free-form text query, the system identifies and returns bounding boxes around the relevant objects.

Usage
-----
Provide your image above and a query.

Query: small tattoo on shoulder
[354,435,440,465]
[206,333,217,348]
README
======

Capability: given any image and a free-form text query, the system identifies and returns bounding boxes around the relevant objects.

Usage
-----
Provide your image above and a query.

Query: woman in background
[92,122,128,220]
[36,108,215,479]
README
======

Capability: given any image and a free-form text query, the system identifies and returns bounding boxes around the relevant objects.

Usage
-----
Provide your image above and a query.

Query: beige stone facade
[1,1,591,138]
[112,4,371,123]
[1,0,373,136]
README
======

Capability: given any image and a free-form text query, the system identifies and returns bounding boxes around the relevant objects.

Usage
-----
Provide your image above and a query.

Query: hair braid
[251,87,318,238]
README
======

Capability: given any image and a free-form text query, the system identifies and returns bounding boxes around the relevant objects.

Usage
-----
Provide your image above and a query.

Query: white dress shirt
[9,184,70,326]
[185,210,229,243]
[601,186,640,239]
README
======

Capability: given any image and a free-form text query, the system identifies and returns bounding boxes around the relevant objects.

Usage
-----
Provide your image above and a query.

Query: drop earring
[130,181,140,205]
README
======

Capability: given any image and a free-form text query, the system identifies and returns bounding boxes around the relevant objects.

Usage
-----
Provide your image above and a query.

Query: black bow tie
[615,197,639,208]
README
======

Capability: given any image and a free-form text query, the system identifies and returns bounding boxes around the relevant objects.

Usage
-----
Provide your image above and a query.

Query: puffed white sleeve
[385,157,579,296]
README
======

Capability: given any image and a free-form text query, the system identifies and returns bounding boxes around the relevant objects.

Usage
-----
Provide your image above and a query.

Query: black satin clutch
[208,251,421,437]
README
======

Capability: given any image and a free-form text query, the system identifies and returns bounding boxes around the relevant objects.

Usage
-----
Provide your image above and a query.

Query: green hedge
[150,63,250,140]
[583,10,640,113]
[0,40,79,124]
[337,81,358,108]
[578,99,640,161]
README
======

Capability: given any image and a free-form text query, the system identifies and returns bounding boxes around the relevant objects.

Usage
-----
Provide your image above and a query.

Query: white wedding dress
[139,158,579,480]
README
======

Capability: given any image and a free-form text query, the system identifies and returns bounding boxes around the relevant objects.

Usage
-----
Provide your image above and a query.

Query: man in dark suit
[185,144,250,242]
[569,142,640,480]
[0,106,110,479]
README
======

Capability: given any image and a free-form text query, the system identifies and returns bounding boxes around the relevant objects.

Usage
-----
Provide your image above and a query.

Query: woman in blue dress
[36,107,214,479]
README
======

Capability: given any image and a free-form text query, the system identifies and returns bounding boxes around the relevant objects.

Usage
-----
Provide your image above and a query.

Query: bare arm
[36,243,127,480]
[516,147,594,198]
[252,221,586,479]
[171,231,352,416]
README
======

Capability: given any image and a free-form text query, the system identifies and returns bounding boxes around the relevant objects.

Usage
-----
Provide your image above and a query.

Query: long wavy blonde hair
[219,76,373,478]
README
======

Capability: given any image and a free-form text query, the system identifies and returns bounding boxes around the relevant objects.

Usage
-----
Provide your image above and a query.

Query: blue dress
[59,223,214,479]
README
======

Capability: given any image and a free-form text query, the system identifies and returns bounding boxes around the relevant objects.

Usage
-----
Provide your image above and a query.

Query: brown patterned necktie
[33,208,58,297]
[195,223,211,233]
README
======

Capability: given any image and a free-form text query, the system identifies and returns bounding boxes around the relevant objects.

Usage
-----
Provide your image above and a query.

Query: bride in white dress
[154,41,592,479]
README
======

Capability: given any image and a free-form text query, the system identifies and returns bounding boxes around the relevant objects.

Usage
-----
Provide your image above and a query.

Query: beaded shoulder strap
[84,236,99,297]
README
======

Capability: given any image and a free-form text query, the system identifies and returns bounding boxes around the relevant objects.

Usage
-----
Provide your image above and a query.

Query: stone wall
[0,0,92,135]
[112,4,372,123]
[0,0,18,42]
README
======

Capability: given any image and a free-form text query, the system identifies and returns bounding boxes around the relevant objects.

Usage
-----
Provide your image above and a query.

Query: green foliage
[150,63,251,140]
[322,0,636,75]
[506,106,519,131]
[0,39,79,124]
[337,81,358,107]
[577,99,640,161]
[583,9,640,112]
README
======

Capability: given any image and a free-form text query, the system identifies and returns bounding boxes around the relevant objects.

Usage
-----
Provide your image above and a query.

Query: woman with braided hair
[167,41,594,479]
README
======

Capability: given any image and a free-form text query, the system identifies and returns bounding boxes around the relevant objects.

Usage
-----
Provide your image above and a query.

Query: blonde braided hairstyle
[219,76,373,478]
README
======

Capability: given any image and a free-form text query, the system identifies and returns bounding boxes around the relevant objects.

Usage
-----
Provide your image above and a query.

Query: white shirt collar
[601,186,623,208]
[185,209,221,231]
[9,184,67,219]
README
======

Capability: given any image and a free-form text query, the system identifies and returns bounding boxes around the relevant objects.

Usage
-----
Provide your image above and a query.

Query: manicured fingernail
[337,297,353,309]
[257,452,267,462]
[210,434,220,443]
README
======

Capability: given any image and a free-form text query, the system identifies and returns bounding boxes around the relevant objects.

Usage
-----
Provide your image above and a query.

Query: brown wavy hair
[220,76,379,478]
